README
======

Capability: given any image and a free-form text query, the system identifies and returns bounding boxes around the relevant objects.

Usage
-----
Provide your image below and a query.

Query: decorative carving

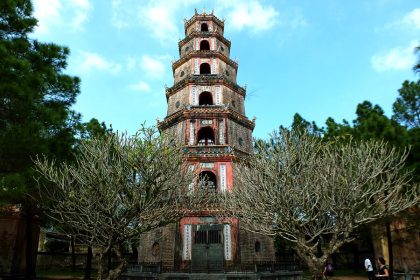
[220,164,226,192]
[211,59,216,74]
[218,118,224,144]
[200,119,212,125]
[189,120,195,145]
[183,225,192,260]
[194,59,199,74]
[191,86,198,105]
[200,162,214,168]
[224,224,232,260]
[188,165,195,193]
[215,86,221,105]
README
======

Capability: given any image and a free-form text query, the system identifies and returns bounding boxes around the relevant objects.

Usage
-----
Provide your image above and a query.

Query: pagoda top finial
[184,10,225,31]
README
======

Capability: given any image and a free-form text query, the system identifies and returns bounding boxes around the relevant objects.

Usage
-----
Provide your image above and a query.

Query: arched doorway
[199,91,213,105]
[200,40,210,51]
[198,171,217,192]
[200,63,211,74]
[197,126,215,146]
[201,23,208,32]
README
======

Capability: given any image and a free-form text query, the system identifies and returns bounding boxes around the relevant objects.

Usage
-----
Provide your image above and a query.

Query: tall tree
[225,129,419,279]
[392,80,420,129]
[0,0,80,203]
[0,1,80,277]
[281,113,323,136]
[0,0,80,278]
[414,46,420,74]
[392,80,420,181]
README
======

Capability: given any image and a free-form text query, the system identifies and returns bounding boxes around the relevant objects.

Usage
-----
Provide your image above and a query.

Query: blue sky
[31,0,419,139]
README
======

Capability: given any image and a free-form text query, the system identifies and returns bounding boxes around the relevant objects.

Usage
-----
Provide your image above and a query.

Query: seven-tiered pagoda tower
[138,11,275,273]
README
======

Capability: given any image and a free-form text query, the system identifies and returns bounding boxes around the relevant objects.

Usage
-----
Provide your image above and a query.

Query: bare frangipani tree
[34,126,200,280]
[225,130,419,279]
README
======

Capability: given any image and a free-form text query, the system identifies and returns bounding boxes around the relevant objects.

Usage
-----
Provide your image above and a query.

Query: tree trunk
[386,222,393,280]
[353,243,360,273]
[25,211,34,279]
[107,244,127,280]
[71,235,76,272]
[107,248,112,272]
[84,245,92,279]
[296,248,326,280]
[96,253,104,280]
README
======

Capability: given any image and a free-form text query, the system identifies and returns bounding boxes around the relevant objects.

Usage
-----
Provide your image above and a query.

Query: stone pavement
[328,277,366,280]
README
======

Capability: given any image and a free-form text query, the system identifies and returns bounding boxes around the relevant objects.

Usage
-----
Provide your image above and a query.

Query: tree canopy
[226,129,419,279]
[0,0,80,205]
[34,126,202,280]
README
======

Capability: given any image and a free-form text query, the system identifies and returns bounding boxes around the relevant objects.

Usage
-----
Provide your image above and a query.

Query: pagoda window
[198,171,217,193]
[200,63,211,74]
[201,23,209,32]
[199,91,213,105]
[200,40,210,50]
[197,126,215,146]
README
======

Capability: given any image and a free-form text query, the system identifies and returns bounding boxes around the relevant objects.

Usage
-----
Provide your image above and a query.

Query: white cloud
[33,0,62,35]
[226,1,279,31]
[129,81,151,92]
[111,0,133,29]
[139,4,179,42]
[381,8,420,32]
[400,8,420,30]
[111,0,200,43]
[32,0,92,35]
[141,55,166,79]
[288,12,308,29]
[126,57,137,71]
[78,51,122,74]
[69,0,93,30]
[371,41,418,72]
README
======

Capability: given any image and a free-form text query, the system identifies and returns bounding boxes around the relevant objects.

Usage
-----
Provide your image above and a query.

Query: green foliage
[352,101,407,146]
[280,113,323,136]
[0,0,80,205]
[391,80,420,181]
[392,80,420,129]
[78,118,111,139]
[414,46,420,74]
[406,128,420,181]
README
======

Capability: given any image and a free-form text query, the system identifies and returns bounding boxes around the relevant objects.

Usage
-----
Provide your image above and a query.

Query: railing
[130,261,301,274]
[127,262,161,274]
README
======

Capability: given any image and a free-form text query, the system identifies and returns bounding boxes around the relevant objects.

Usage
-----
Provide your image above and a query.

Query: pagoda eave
[158,107,255,131]
[178,31,231,50]
[172,51,238,73]
[165,75,246,99]
[184,14,224,34]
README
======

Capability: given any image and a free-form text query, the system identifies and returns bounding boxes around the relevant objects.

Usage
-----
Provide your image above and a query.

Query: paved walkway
[328,277,366,280]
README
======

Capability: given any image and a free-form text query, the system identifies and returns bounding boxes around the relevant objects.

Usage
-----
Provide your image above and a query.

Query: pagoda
[138,11,276,273]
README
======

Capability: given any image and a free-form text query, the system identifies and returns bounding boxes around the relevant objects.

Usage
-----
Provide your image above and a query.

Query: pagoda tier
[178,32,231,56]
[172,51,238,74]
[138,12,276,273]
[166,75,246,98]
